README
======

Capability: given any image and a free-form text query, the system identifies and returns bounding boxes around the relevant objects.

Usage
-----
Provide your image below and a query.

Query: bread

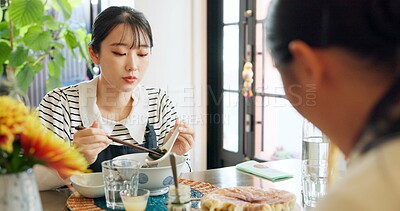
[200,186,296,211]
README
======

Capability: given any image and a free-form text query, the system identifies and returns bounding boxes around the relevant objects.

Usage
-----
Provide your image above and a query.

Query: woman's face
[90,24,151,92]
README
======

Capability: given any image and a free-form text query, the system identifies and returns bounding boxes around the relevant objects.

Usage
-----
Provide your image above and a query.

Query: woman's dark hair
[266,0,400,70]
[90,6,153,53]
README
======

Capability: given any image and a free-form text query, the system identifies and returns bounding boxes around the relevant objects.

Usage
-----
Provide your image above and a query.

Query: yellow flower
[0,96,89,177]
[0,96,29,152]
[20,115,89,178]
[0,125,14,153]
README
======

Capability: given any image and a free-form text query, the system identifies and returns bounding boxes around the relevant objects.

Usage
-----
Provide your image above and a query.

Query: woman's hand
[72,121,111,164]
[166,119,195,155]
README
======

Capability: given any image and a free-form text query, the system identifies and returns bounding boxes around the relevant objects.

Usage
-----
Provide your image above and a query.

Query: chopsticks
[74,125,163,156]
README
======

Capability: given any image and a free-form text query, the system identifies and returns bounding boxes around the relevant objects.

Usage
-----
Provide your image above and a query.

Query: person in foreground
[34,6,194,190]
[266,0,400,210]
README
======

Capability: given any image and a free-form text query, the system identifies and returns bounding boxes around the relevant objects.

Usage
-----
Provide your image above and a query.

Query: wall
[134,0,207,171]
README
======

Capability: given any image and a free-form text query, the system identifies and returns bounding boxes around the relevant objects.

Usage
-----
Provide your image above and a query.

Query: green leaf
[0,64,4,75]
[4,9,9,22]
[8,0,44,27]
[51,0,72,20]
[64,29,78,57]
[0,22,10,39]
[23,26,52,51]
[51,50,65,68]
[33,62,43,74]
[16,63,35,93]
[0,40,11,64]
[64,29,78,48]
[46,76,62,92]
[51,41,65,49]
[43,15,59,31]
[47,59,61,78]
[16,25,29,37]
[69,0,82,8]
[9,46,28,67]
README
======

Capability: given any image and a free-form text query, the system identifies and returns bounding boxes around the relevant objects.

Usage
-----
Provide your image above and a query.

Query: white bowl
[70,172,105,198]
[114,153,186,195]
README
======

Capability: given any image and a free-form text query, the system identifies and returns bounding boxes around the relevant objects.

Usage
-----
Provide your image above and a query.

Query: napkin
[236,160,293,181]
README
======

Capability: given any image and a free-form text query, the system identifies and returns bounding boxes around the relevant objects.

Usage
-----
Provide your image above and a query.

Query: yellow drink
[120,189,150,211]
[122,197,147,211]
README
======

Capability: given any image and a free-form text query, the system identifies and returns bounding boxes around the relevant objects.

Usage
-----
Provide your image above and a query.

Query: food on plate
[200,186,296,211]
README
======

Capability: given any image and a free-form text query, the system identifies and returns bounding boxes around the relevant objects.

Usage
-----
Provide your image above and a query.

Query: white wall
[134,0,207,171]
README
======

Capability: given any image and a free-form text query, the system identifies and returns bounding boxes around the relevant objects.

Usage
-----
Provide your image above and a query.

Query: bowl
[70,172,105,198]
[114,153,186,196]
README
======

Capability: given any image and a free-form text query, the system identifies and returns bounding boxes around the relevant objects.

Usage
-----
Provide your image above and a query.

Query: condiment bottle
[168,184,191,211]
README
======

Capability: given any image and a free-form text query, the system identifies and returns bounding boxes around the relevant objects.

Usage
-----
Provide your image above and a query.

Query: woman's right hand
[72,121,111,165]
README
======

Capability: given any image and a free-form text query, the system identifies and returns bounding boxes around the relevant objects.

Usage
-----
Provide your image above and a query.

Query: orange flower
[0,96,88,177]
[0,125,14,153]
[0,96,29,152]
[20,115,89,178]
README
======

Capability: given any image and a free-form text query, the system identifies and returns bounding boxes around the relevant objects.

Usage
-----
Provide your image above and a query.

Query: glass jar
[168,184,191,211]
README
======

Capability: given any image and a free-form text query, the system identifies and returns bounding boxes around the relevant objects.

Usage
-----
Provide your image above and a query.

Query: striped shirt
[38,77,177,147]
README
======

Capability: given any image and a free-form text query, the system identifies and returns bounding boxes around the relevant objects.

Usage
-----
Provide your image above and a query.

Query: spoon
[170,153,180,204]
[145,124,181,166]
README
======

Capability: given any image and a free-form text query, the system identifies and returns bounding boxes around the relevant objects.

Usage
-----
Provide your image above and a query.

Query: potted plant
[0,0,91,93]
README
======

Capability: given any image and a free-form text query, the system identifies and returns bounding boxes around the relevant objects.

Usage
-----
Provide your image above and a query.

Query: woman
[35,6,194,190]
[266,0,399,210]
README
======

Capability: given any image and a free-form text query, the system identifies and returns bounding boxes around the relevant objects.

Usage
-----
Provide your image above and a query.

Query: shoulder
[145,87,168,97]
[42,84,79,103]
[316,138,400,211]
[144,86,173,103]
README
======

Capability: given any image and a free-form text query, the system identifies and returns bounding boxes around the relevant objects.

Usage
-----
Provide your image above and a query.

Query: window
[207,0,303,169]
[253,0,303,161]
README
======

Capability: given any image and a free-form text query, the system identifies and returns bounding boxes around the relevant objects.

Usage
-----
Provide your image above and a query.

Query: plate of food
[200,186,299,211]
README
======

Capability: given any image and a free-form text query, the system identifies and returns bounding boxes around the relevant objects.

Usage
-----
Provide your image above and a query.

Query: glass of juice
[120,188,150,211]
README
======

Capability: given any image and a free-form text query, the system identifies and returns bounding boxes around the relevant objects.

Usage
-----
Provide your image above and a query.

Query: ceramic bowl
[70,172,105,198]
[114,153,186,196]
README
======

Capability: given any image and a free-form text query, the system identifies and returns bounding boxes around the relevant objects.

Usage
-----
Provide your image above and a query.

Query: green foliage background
[0,0,91,93]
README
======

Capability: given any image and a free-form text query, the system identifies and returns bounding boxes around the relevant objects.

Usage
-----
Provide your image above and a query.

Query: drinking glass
[120,188,150,211]
[302,119,329,161]
[302,159,329,208]
[101,159,141,209]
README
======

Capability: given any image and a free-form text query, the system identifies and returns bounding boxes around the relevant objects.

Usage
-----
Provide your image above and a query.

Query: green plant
[0,0,91,93]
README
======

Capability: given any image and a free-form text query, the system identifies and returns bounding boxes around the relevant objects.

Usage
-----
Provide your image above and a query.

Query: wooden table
[40,159,302,210]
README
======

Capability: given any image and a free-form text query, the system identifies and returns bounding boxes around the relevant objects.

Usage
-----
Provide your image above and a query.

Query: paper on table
[236,160,293,181]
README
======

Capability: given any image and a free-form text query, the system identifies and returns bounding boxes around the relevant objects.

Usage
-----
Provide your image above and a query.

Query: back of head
[266,0,400,71]
[90,6,153,53]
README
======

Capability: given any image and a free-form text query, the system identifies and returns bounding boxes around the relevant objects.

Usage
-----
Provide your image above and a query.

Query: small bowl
[70,172,105,198]
[114,153,186,196]
[120,189,150,211]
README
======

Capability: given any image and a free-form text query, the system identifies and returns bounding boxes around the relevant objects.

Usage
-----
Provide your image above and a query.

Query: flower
[0,96,88,177]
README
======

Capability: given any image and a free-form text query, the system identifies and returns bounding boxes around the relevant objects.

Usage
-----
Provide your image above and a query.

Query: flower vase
[0,169,43,211]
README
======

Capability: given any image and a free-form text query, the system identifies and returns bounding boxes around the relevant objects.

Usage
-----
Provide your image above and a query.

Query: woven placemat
[66,178,219,211]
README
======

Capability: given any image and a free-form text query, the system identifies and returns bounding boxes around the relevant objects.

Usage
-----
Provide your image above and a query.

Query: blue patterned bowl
[114,153,185,196]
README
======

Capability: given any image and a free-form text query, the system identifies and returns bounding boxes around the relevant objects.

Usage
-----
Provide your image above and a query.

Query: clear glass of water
[302,119,329,161]
[101,159,141,210]
[302,159,328,207]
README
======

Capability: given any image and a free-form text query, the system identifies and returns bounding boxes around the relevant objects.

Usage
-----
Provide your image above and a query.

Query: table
[40,159,302,210]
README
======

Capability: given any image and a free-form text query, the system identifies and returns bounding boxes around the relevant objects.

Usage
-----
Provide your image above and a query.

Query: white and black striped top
[38,78,177,146]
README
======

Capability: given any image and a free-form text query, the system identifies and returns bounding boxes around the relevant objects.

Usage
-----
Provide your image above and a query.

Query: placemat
[66,178,219,211]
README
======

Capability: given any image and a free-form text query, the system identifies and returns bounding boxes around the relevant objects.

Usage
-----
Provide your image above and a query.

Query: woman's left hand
[166,119,195,155]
